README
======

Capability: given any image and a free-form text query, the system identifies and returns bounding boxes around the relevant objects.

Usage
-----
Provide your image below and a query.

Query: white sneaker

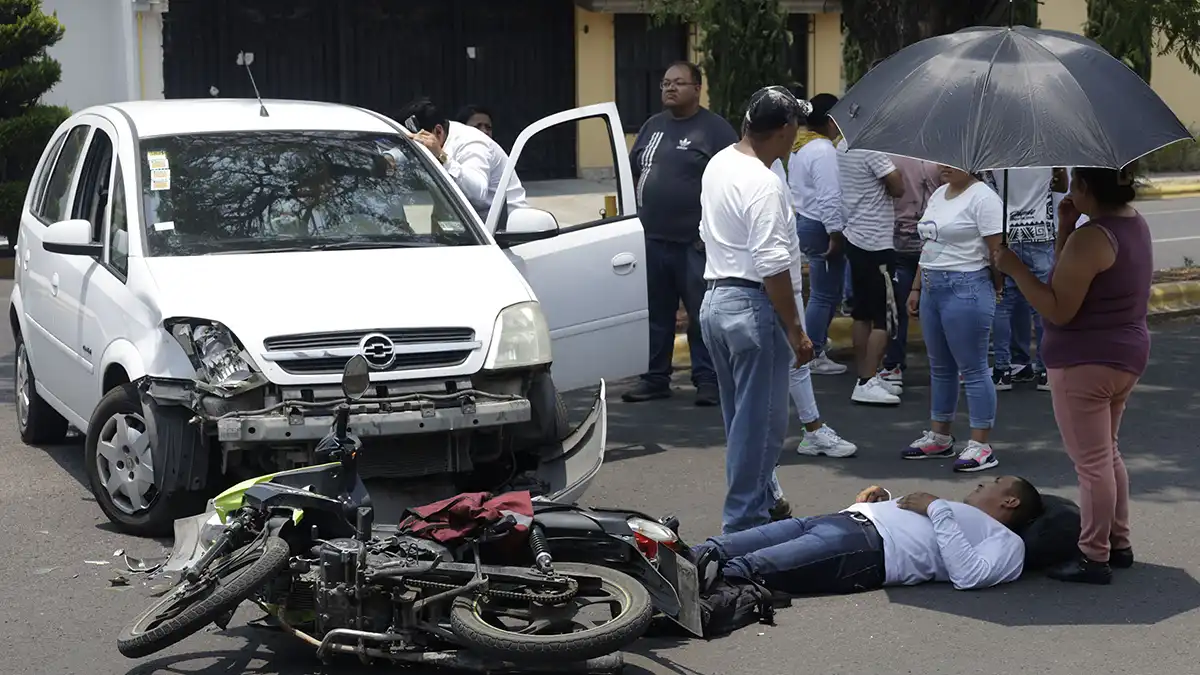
[809,353,848,375]
[797,425,858,457]
[851,377,900,405]
[874,370,903,396]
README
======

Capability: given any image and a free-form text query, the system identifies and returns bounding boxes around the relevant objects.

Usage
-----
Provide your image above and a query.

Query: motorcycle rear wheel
[117,534,290,659]
[449,562,652,663]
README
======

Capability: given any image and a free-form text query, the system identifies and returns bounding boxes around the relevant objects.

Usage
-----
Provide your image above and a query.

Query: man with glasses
[623,61,740,407]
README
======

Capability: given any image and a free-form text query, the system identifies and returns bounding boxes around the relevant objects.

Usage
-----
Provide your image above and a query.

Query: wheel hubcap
[95,412,156,514]
[15,345,31,430]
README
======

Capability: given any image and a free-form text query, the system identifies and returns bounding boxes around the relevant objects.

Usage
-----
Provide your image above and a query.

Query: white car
[11,98,648,536]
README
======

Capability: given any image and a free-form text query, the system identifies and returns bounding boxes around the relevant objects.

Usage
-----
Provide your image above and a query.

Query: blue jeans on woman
[795,214,845,355]
[992,241,1055,371]
[920,269,997,430]
[699,284,791,534]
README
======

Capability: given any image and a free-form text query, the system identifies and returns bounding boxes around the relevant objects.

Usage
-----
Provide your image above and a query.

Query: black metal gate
[162,0,578,179]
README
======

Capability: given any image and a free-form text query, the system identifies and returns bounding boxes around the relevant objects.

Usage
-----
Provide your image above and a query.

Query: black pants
[642,237,715,388]
[845,241,898,335]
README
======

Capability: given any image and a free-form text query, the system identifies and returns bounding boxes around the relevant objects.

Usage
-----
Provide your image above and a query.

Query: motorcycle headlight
[164,318,266,395]
[482,301,552,370]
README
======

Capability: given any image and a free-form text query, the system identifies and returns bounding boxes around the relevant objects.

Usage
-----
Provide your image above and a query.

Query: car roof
[97,99,400,138]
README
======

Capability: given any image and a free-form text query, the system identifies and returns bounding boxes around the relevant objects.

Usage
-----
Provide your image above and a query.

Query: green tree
[841,0,1038,88]
[0,0,70,250]
[1085,0,1200,83]
[648,0,792,126]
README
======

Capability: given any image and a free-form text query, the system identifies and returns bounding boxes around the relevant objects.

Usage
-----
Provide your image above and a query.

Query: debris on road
[83,560,110,566]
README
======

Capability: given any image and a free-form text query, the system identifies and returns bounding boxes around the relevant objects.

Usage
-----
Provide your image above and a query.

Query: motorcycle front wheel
[117,534,291,659]
[449,562,652,663]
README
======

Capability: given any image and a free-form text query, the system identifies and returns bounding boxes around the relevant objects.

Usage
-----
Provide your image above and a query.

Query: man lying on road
[693,476,1044,607]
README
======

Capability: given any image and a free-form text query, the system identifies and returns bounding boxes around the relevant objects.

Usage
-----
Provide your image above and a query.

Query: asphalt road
[1142,195,1200,269]
[3,292,1200,675]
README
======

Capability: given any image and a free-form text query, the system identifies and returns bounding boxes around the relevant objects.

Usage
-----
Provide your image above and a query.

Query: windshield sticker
[436,220,464,232]
[146,151,169,171]
[152,220,175,232]
[150,168,171,191]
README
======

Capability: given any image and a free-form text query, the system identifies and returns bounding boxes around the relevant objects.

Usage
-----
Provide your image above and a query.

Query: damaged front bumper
[145,378,532,443]
[162,381,609,573]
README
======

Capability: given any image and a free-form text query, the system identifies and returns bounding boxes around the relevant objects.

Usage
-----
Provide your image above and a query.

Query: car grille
[263,327,477,376]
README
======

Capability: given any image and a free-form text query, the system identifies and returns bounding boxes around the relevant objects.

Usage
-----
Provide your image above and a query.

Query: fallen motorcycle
[116,355,662,668]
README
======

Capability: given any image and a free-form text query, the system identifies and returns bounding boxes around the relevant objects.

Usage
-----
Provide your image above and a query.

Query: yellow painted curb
[1138,181,1200,199]
[671,279,1200,367]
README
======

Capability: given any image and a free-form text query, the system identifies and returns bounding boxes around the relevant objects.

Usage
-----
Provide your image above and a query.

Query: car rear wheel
[14,333,69,446]
[85,384,206,537]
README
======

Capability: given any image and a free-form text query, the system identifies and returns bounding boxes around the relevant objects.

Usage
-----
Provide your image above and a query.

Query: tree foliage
[841,0,1038,88]
[647,0,792,126]
[1086,0,1200,83]
[0,0,70,248]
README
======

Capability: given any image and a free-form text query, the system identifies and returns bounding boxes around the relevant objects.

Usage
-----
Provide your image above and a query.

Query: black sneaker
[621,382,671,403]
[694,382,719,407]
[1110,547,1135,569]
[992,367,1013,391]
[769,498,792,521]
[1011,364,1037,384]
[1036,370,1051,391]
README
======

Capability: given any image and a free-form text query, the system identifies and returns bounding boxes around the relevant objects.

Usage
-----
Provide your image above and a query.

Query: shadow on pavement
[885,562,1200,626]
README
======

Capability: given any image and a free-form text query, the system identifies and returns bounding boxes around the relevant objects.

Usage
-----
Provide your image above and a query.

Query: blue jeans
[692,512,886,595]
[884,252,920,370]
[992,241,1055,370]
[699,284,790,534]
[642,238,715,389]
[921,269,997,430]
[795,214,845,355]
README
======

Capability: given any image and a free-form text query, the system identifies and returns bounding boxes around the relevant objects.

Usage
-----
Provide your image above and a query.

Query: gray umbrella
[828,25,1194,172]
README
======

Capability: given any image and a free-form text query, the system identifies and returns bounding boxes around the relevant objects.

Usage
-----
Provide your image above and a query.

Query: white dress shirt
[787,137,845,233]
[842,498,1026,590]
[441,120,529,222]
[699,146,796,284]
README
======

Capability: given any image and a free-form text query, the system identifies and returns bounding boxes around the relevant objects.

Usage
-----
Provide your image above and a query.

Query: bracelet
[909,287,921,293]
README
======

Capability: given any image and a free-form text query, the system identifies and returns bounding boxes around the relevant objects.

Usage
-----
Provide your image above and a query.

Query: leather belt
[706,277,765,291]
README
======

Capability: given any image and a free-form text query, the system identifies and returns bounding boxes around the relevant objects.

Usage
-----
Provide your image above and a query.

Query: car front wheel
[85,384,205,537]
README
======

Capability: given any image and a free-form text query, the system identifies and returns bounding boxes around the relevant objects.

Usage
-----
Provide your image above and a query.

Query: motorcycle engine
[313,538,393,636]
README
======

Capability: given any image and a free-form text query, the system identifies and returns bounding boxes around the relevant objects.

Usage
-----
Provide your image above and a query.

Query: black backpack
[699,578,788,638]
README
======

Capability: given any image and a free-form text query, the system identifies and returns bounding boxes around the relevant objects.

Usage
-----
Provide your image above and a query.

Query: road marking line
[1153,235,1200,243]
[1143,207,1200,216]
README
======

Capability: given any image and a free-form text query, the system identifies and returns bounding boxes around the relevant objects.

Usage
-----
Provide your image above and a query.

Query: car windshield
[138,130,479,255]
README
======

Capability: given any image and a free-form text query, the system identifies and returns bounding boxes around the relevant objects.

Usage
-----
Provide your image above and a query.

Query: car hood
[141,246,533,378]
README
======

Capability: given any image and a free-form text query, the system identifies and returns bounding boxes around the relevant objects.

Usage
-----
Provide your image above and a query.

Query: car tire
[14,332,69,446]
[525,370,570,445]
[85,383,206,537]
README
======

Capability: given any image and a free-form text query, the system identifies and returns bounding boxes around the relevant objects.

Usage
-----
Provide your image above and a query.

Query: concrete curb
[1139,180,1200,199]
[671,279,1200,368]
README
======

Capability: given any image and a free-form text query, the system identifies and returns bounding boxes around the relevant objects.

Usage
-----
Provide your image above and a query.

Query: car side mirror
[494,208,560,248]
[42,219,104,257]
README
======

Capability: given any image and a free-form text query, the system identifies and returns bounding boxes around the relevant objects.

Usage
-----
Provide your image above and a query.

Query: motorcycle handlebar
[334,404,350,440]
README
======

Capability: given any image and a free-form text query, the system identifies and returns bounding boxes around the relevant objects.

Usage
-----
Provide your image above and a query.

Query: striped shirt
[836,138,897,251]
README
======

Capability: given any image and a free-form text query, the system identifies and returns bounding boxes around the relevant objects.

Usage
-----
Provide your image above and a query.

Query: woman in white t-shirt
[902,166,1004,473]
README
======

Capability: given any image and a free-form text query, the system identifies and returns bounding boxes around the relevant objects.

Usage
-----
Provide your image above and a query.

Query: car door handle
[22,246,30,270]
[611,253,637,275]
[50,272,59,297]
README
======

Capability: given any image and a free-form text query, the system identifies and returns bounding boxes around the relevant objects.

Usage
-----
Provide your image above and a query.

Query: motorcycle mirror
[341,355,371,401]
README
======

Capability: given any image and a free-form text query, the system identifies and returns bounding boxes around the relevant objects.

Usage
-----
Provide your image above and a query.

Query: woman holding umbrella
[993,168,1151,585]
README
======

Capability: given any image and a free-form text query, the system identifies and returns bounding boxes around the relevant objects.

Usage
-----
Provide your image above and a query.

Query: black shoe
[1048,556,1113,585]
[694,383,719,407]
[1036,370,1051,391]
[769,498,792,521]
[621,382,671,403]
[992,367,1013,391]
[1110,547,1135,569]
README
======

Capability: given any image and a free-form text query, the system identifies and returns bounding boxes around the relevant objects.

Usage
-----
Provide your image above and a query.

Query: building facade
[39,0,1199,181]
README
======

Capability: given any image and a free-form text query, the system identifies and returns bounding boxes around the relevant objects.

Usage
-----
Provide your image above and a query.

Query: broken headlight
[164,318,267,395]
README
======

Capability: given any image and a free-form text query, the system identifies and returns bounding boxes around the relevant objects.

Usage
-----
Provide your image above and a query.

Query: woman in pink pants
[993,167,1152,585]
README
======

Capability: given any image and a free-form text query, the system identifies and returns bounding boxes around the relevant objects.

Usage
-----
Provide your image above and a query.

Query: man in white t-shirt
[836,138,906,405]
[984,168,1067,392]
[692,475,1043,600]
[398,97,529,226]
[698,86,813,535]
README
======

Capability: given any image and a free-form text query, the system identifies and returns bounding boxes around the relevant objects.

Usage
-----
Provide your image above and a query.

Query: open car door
[486,103,647,393]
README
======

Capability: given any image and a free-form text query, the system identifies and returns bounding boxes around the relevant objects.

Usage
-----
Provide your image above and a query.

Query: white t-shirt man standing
[698,86,813,535]
[835,139,905,405]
